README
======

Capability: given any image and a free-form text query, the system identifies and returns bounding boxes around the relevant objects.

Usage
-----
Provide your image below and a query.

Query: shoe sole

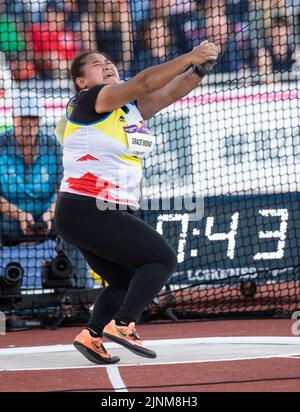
[73,342,120,365]
[103,332,157,359]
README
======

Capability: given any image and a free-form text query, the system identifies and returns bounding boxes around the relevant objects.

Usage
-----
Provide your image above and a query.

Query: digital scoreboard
[140,192,300,286]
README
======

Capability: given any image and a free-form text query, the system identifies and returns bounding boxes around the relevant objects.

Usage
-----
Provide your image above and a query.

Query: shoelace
[93,337,108,353]
[127,323,141,341]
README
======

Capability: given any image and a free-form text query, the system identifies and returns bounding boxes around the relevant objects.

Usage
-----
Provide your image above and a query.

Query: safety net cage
[0,0,299,323]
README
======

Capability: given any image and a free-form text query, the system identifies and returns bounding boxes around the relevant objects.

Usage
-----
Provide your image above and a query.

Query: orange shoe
[73,329,120,365]
[103,320,157,359]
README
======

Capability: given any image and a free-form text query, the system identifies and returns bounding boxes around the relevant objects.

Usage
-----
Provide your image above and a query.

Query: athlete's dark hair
[71,50,97,92]
[70,50,113,92]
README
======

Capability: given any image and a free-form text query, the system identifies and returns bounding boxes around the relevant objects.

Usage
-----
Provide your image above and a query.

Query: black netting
[0,0,299,321]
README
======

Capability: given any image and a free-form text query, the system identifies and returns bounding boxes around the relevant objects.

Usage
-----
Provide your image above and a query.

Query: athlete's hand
[188,40,219,66]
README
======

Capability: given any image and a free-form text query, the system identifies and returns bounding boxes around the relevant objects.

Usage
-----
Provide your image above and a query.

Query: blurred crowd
[0,0,299,84]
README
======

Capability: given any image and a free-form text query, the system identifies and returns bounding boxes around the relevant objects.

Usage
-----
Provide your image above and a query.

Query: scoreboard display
[140,192,300,286]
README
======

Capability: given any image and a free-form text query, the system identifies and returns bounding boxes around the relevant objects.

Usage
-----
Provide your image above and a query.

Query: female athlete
[54,41,219,364]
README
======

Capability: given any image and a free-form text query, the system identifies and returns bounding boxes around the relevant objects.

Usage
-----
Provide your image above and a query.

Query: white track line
[1,353,300,373]
[1,337,300,373]
[1,336,300,356]
[106,366,128,392]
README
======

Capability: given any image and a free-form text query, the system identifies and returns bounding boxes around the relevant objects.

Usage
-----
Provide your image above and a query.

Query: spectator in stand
[10,0,48,24]
[0,0,36,81]
[257,16,296,77]
[248,0,291,77]
[64,0,97,50]
[225,0,249,24]
[286,1,300,74]
[286,0,300,43]
[129,0,150,31]
[167,0,198,57]
[26,0,81,79]
[0,91,92,287]
[128,0,150,58]
[202,1,241,73]
[90,0,133,76]
[0,0,26,57]
[0,94,61,240]
[247,0,298,78]
[225,0,254,75]
[130,18,171,76]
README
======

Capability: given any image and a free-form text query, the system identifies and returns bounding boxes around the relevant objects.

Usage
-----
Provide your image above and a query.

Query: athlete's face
[76,53,120,90]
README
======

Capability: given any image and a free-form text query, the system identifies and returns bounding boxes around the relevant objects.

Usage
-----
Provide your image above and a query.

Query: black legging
[54,193,177,332]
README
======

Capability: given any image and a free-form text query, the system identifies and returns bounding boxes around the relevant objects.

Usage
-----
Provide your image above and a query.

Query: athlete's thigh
[59,206,175,270]
[79,247,134,288]
[85,210,175,268]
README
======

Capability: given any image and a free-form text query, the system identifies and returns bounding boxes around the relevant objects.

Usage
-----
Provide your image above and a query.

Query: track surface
[1,319,300,392]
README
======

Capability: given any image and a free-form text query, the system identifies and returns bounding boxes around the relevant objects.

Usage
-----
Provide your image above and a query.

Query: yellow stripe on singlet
[117,154,142,168]
[93,109,129,146]
[63,122,83,140]
[63,108,146,152]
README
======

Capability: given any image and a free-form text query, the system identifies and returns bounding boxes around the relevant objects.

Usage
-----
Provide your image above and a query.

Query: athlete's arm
[136,67,204,120]
[95,41,218,114]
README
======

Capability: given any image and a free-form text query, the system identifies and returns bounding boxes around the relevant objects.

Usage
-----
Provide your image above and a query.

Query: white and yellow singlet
[57,85,155,208]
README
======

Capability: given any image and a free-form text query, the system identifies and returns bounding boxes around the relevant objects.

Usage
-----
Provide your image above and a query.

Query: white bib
[124,123,155,157]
